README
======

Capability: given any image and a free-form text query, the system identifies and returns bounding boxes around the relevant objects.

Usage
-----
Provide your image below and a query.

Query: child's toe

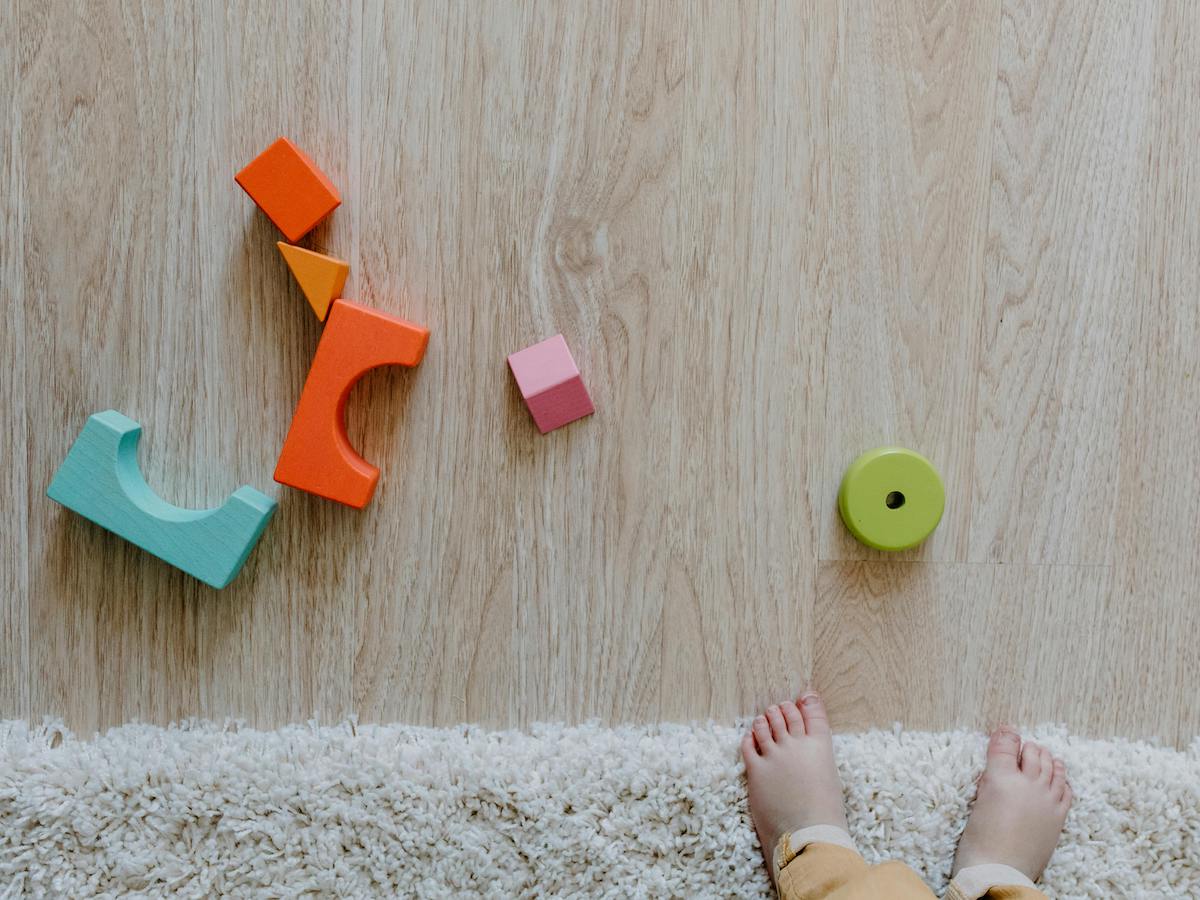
[765,705,788,741]
[752,715,773,752]
[986,726,1022,772]
[1037,747,1054,784]
[799,693,831,736]
[1020,741,1043,778]
[780,701,804,735]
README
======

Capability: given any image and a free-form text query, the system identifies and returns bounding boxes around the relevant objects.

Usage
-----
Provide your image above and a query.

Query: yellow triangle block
[277,242,350,321]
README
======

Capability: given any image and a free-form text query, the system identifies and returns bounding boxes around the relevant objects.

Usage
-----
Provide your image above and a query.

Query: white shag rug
[0,721,1197,898]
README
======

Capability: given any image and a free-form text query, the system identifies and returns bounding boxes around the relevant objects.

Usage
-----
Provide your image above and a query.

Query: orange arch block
[274,299,430,508]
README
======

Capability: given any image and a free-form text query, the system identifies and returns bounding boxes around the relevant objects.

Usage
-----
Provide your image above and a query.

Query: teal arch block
[46,410,278,589]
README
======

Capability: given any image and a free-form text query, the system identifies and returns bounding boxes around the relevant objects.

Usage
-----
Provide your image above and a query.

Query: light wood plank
[819,0,1002,563]
[351,2,685,727]
[189,1,359,727]
[659,1,829,721]
[501,3,681,724]
[969,3,1157,564]
[349,2,522,727]
[21,1,210,732]
[2,0,29,718]
[812,562,1145,738]
[1100,1,1200,743]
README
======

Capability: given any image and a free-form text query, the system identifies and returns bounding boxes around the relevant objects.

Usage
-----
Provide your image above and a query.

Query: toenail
[802,694,818,705]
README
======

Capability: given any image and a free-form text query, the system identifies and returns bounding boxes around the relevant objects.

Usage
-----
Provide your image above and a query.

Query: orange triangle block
[277,242,350,321]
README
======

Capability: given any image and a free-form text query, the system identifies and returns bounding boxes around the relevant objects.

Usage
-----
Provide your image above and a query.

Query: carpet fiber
[1,720,1196,898]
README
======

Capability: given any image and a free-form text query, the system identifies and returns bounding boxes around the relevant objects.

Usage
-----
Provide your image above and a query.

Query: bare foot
[953,727,1073,882]
[742,693,848,867]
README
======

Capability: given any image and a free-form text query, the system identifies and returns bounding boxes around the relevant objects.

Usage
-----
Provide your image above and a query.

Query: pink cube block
[507,334,595,433]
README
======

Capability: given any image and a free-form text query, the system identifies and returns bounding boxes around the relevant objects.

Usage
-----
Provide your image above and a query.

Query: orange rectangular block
[274,300,429,508]
[235,137,341,242]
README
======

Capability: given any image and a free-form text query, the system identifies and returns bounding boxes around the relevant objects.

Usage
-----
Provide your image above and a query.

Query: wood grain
[970,3,1156,565]
[658,2,827,722]
[2,0,29,719]
[819,0,1001,564]
[1101,0,1200,743]
[21,1,206,732]
[189,0,359,729]
[813,561,1123,737]
[7,1,1199,746]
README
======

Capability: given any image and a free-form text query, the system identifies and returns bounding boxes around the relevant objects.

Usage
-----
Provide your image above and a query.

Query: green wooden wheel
[838,447,944,551]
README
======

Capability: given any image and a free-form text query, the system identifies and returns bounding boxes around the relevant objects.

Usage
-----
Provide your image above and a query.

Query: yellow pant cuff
[947,863,1039,899]
[773,825,858,878]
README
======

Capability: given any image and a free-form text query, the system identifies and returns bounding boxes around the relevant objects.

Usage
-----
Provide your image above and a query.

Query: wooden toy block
[277,242,349,321]
[46,410,277,589]
[507,334,594,433]
[274,299,430,508]
[235,137,341,242]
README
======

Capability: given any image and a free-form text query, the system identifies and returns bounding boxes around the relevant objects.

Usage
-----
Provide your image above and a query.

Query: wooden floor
[4,2,1198,746]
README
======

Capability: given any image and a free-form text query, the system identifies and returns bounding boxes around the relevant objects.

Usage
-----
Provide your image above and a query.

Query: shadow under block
[274,299,430,508]
[507,334,594,433]
[46,411,278,589]
[235,137,341,242]
[277,242,349,321]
